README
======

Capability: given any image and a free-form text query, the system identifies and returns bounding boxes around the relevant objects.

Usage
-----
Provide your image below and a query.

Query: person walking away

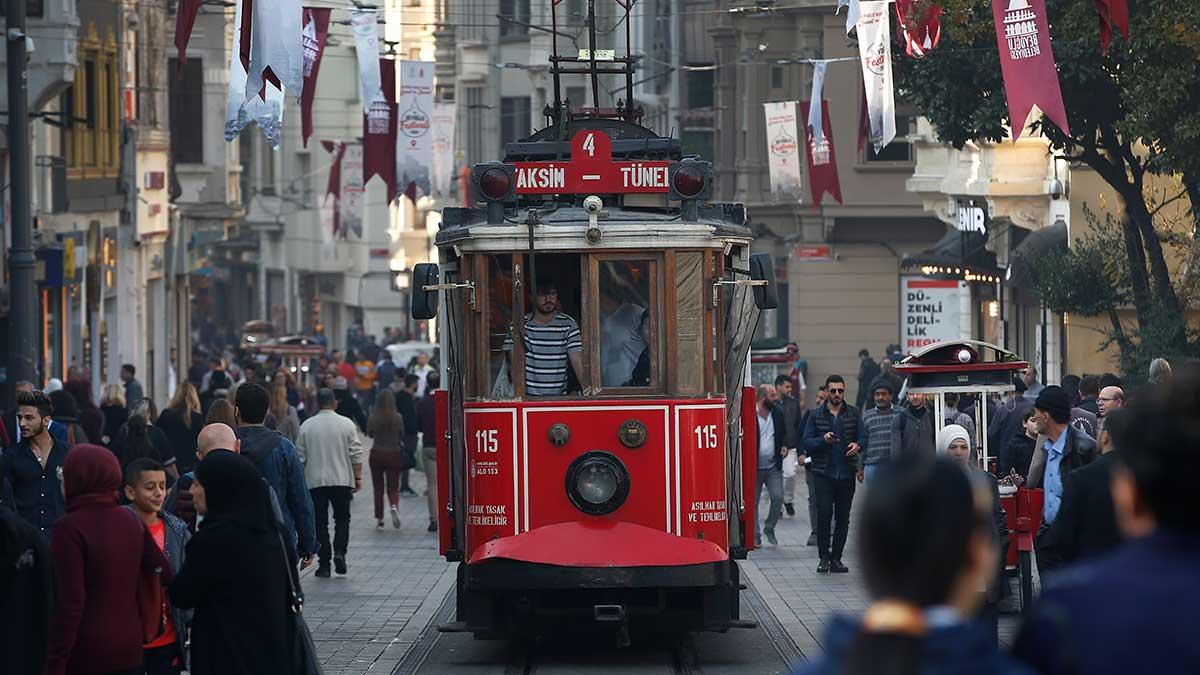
[396,374,421,497]
[266,379,301,443]
[203,398,238,430]
[858,378,898,484]
[48,390,91,446]
[377,350,397,392]
[0,390,70,538]
[797,385,828,547]
[65,379,105,448]
[122,459,190,675]
[802,375,861,573]
[939,425,1009,645]
[158,383,204,475]
[332,376,368,432]
[793,459,1032,675]
[1076,376,1100,415]
[0,500,56,675]
[855,349,882,410]
[233,384,318,571]
[1013,375,1200,675]
[367,389,405,529]
[417,372,441,532]
[354,352,377,411]
[1147,357,1172,386]
[46,444,172,675]
[1026,385,1097,578]
[120,364,144,411]
[987,378,1033,473]
[99,384,129,447]
[167,452,296,675]
[753,384,786,546]
[297,389,364,577]
[1097,385,1125,418]
[774,375,803,517]
[889,392,936,461]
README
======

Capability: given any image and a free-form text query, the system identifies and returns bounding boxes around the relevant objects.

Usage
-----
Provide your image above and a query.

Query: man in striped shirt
[522,280,584,396]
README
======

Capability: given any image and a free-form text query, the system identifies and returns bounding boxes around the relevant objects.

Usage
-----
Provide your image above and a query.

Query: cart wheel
[1019,550,1034,612]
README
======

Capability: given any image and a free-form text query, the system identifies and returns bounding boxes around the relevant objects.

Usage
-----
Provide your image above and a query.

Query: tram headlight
[565,451,630,515]
[477,166,514,201]
[668,160,711,201]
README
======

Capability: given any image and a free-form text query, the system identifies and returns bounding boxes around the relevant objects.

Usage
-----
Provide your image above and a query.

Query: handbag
[276,531,325,675]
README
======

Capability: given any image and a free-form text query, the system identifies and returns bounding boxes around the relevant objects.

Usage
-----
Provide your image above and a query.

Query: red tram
[407,1,775,641]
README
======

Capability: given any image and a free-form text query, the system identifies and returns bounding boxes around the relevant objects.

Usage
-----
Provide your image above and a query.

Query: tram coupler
[594,605,631,648]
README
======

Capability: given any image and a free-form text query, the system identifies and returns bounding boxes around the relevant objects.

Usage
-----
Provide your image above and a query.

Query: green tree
[895,0,1200,379]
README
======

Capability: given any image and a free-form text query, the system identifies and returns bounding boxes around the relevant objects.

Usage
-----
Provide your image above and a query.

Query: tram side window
[599,259,656,388]
[675,252,705,395]
[487,254,515,397]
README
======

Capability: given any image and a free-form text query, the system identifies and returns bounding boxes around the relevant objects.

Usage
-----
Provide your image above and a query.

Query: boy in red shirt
[124,458,192,674]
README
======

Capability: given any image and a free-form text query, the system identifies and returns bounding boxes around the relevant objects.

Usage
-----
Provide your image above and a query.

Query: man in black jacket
[1028,385,1097,577]
[802,375,860,573]
[854,349,881,410]
[754,384,786,546]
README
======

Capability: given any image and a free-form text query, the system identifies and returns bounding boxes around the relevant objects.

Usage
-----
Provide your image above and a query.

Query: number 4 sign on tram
[512,131,671,195]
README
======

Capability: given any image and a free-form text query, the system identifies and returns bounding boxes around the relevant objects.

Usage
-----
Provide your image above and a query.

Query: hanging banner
[397,61,436,200]
[431,102,457,197]
[244,0,302,103]
[300,7,332,148]
[894,0,943,57]
[1094,0,1129,53]
[992,0,1070,139]
[806,61,829,146]
[763,102,803,198]
[226,0,285,146]
[364,59,398,204]
[838,0,860,36]
[174,0,202,68]
[856,1,897,151]
[341,143,366,238]
[321,140,345,236]
[800,100,843,207]
[352,10,383,113]
[900,277,968,350]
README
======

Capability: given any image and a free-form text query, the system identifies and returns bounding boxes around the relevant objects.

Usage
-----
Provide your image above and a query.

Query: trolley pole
[5,0,38,404]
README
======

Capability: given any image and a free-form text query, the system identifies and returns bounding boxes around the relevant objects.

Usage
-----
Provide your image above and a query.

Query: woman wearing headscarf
[793,460,1030,675]
[168,452,295,675]
[46,444,172,675]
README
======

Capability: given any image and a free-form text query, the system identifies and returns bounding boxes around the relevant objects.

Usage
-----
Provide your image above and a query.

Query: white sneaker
[390,506,401,529]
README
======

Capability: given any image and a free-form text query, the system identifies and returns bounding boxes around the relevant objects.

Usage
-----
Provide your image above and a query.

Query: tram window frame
[589,253,664,396]
[512,253,587,399]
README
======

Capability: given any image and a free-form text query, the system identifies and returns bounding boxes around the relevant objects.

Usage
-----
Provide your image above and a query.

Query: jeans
[369,451,404,519]
[813,472,855,561]
[783,470,796,505]
[310,486,353,564]
[421,445,438,522]
[755,467,783,541]
[863,464,882,484]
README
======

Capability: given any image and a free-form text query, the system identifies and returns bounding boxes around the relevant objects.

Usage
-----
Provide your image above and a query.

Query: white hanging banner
[763,101,804,197]
[856,1,897,151]
[352,10,383,113]
[431,102,457,197]
[226,0,285,146]
[397,60,435,197]
[245,0,302,103]
[838,0,861,36]
[340,142,365,238]
[807,61,829,146]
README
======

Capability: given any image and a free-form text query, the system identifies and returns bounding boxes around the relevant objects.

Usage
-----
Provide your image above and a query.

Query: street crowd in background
[0,339,442,675]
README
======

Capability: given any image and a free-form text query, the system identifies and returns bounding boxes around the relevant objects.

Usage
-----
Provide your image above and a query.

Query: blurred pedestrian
[266,379,301,443]
[941,393,976,451]
[112,401,178,479]
[1147,357,1172,386]
[203,398,238,429]
[64,379,105,447]
[1097,385,1125,418]
[999,410,1038,480]
[988,377,1033,471]
[794,459,1030,675]
[163,424,242,533]
[855,349,881,410]
[879,358,904,397]
[122,458,190,675]
[1022,366,1044,399]
[1061,374,1082,409]
[0,498,56,675]
[858,378,898,484]
[168,452,296,675]
[334,349,356,384]
[802,375,860,573]
[377,349,397,392]
[48,390,91,446]
[100,384,129,447]
[296,389,364,577]
[367,389,406,530]
[396,374,421,497]
[1014,375,1200,675]
[797,385,828,547]
[120,364,144,411]
[755,384,786,547]
[417,372,441,532]
[332,377,367,432]
[46,444,172,675]
[0,390,69,537]
[890,392,935,461]
[774,374,803,516]
[158,383,203,475]
[412,352,435,397]
[1076,375,1100,415]
[1097,372,1122,390]
[234,384,318,570]
[354,352,377,411]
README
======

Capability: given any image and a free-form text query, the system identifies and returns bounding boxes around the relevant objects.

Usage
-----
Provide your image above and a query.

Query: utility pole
[6,0,38,405]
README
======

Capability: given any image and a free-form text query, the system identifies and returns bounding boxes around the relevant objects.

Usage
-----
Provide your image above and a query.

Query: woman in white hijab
[937,424,973,463]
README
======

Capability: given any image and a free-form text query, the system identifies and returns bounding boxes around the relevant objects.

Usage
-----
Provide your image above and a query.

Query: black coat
[1035,452,1121,572]
[755,406,787,471]
[1001,433,1037,479]
[0,504,55,675]
[335,391,367,432]
[168,519,295,675]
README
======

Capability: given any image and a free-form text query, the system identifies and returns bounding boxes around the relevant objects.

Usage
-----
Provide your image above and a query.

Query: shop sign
[900,276,966,350]
[791,244,833,262]
[956,199,987,235]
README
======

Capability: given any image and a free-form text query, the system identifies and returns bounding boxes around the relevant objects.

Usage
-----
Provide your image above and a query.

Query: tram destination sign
[512,130,671,194]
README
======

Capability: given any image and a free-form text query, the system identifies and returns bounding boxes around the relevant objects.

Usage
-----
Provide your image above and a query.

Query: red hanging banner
[322,140,346,236]
[894,0,943,58]
[1093,0,1129,53]
[174,0,202,72]
[363,59,398,204]
[992,0,1070,140]
[301,7,332,148]
[799,100,843,208]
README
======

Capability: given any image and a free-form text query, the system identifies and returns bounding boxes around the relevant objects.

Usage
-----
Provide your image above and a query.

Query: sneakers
[764,528,778,546]
[334,555,347,576]
[376,519,384,529]
[830,559,849,574]
[427,520,438,533]
[390,506,401,529]
[784,503,795,517]
[806,532,817,547]
[817,559,830,574]
[315,564,331,578]
[400,487,418,497]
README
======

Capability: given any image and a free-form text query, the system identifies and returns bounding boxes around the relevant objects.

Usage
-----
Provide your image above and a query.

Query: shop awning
[900,227,1000,282]
[1005,220,1067,289]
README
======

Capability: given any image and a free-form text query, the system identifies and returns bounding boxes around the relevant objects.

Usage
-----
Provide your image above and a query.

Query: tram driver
[518,279,585,396]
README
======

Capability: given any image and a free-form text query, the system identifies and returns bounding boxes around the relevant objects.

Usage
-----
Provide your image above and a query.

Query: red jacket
[46,444,171,675]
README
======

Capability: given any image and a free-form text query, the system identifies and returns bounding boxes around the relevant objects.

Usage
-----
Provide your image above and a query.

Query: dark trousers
[310,486,353,564]
[813,472,855,561]
[805,468,818,533]
[369,451,404,519]
[400,434,419,491]
[143,645,181,675]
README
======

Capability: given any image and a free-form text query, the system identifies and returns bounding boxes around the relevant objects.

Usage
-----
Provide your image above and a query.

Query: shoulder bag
[276,530,325,675]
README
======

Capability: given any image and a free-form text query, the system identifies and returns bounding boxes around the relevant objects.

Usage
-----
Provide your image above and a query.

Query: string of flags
[766,0,1129,207]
